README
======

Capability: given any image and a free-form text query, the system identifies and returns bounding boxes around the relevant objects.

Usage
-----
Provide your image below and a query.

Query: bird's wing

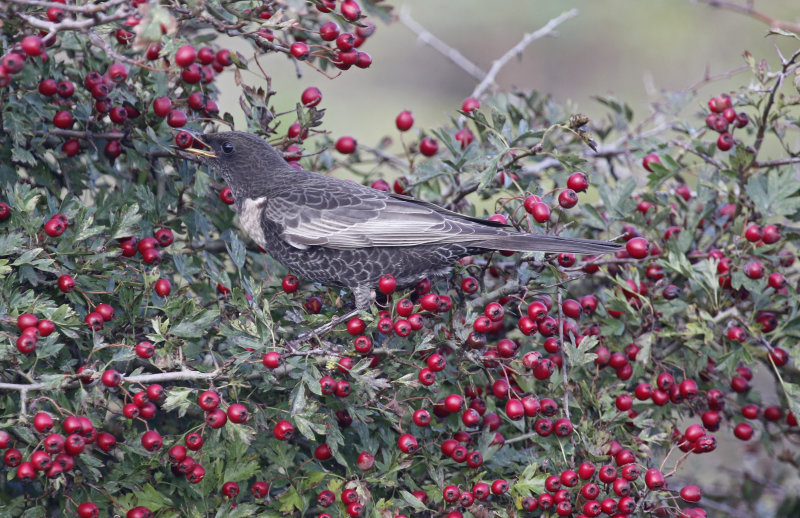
[261,174,500,250]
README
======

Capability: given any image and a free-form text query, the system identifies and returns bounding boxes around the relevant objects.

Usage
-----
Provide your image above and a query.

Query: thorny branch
[397,7,485,82]
[471,9,579,100]
[699,0,800,33]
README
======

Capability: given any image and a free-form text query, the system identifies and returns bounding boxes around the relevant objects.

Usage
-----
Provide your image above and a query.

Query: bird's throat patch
[238,197,269,248]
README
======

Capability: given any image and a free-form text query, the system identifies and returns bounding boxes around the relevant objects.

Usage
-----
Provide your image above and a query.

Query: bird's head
[185,131,291,200]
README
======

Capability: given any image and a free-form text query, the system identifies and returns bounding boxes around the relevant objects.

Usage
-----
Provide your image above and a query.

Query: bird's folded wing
[261,177,498,250]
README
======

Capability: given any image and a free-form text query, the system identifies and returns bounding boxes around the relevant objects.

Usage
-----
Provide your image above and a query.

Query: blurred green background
[218,0,798,148]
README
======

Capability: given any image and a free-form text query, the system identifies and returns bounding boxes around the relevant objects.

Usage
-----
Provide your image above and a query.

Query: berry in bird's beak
[182,134,217,158]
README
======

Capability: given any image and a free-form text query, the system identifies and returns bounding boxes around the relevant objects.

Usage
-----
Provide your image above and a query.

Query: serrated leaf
[290,383,306,417]
[111,204,142,239]
[170,309,218,338]
[399,489,428,511]
[161,387,193,418]
[137,483,173,510]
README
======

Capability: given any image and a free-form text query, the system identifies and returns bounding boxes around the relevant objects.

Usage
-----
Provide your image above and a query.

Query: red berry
[175,45,197,67]
[167,109,187,128]
[53,110,73,129]
[290,42,310,60]
[419,137,438,156]
[461,97,480,112]
[558,189,578,209]
[141,430,162,452]
[135,340,154,359]
[301,86,322,107]
[395,110,414,131]
[219,186,234,205]
[567,172,589,192]
[273,420,294,440]
[153,97,172,117]
[378,273,396,294]
[21,36,45,57]
[455,128,473,148]
[717,132,733,151]
[319,21,340,41]
[47,7,64,22]
[336,136,357,154]
[108,63,128,82]
[744,261,764,279]
[340,0,361,21]
[263,351,281,369]
[77,502,99,518]
[38,78,57,96]
[2,53,25,74]
[642,153,661,172]
[762,224,780,244]
[625,237,649,259]
[733,422,753,440]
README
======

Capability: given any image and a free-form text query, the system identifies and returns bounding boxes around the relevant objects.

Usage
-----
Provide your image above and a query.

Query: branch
[752,156,800,168]
[6,0,127,13]
[16,8,132,35]
[670,139,726,170]
[467,281,522,310]
[470,9,579,99]
[397,7,486,82]
[747,47,800,171]
[38,128,126,140]
[0,368,224,393]
[699,0,800,33]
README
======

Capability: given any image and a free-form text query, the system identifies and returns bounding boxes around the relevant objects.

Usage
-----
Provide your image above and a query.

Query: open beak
[184,146,217,158]
[178,131,217,158]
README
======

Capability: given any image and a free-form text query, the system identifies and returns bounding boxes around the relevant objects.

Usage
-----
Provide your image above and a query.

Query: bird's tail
[478,233,621,255]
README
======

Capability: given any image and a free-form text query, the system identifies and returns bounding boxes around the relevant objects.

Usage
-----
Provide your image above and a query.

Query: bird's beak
[180,132,217,158]
[185,147,217,158]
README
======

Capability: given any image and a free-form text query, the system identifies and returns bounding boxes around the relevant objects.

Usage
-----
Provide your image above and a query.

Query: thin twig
[471,9,579,99]
[397,7,485,82]
[699,0,800,33]
[747,47,800,171]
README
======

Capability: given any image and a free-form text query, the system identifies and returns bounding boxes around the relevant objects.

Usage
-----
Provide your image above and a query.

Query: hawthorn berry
[141,430,162,452]
[395,110,414,131]
[642,153,661,172]
[336,136,357,154]
[419,136,438,156]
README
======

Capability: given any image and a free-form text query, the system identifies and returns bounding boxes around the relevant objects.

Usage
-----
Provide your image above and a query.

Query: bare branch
[16,8,133,34]
[6,0,127,13]
[471,9,579,99]
[397,7,486,82]
[698,0,800,33]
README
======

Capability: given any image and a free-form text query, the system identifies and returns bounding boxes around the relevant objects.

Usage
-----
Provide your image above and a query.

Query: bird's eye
[222,141,234,154]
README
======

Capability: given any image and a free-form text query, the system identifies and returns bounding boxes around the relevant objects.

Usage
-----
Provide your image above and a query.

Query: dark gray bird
[187,131,620,310]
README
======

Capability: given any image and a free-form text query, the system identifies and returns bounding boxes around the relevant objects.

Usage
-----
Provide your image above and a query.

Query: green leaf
[226,231,246,269]
[170,309,219,338]
[162,387,193,418]
[745,168,800,217]
[399,489,428,511]
[137,483,173,510]
[111,204,142,239]
[290,383,306,417]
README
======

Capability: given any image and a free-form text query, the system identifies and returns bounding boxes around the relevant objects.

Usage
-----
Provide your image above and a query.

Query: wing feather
[261,172,616,253]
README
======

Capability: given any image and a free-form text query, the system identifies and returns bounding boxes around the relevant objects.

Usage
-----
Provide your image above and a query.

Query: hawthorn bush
[1,1,799,517]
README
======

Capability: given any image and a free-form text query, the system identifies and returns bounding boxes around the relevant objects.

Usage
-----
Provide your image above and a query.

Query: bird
[186,131,620,311]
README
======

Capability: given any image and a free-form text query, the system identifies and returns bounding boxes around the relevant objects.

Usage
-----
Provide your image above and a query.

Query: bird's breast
[238,197,269,248]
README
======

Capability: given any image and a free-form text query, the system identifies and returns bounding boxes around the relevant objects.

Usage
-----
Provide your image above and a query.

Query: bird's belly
[264,238,474,289]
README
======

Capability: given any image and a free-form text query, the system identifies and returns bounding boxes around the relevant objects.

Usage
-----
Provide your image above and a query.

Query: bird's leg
[287,286,373,346]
